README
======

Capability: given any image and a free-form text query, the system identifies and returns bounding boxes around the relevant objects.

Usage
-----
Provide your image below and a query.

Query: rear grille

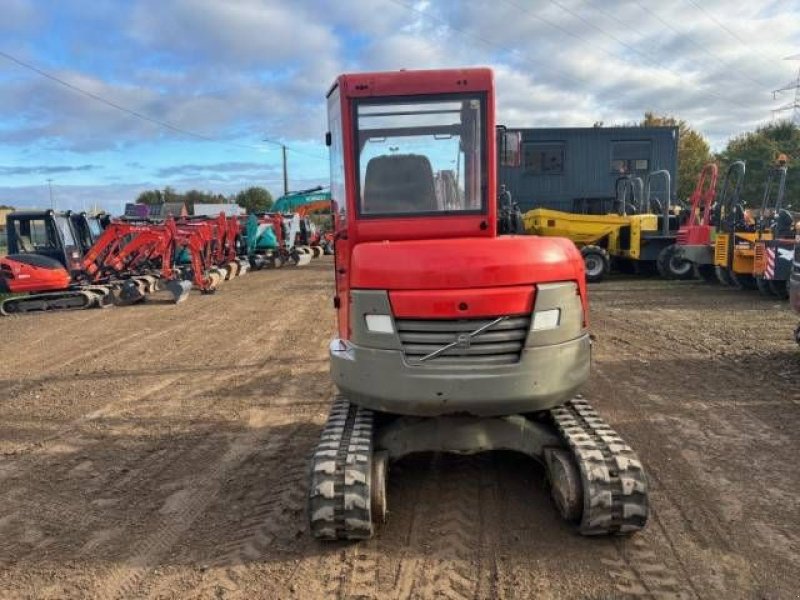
[715,235,728,265]
[753,243,765,275]
[396,316,530,366]
[676,230,688,245]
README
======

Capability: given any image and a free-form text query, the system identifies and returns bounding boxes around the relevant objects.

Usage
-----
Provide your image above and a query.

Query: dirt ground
[0,257,797,599]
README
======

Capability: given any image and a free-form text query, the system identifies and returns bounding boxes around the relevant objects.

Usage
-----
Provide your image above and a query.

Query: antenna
[772,53,800,124]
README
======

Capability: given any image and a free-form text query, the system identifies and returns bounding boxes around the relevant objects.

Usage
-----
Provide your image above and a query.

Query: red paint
[677,163,717,247]
[327,68,587,338]
[0,257,71,293]
[390,286,534,319]
[350,236,583,290]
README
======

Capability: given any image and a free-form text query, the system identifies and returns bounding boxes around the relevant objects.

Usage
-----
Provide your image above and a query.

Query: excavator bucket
[164,279,193,304]
[116,279,146,305]
[84,285,115,309]
[207,271,222,290]
[134,275,159,293]
[210,266,228,281]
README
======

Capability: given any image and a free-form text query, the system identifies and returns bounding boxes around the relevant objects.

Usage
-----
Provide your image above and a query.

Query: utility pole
[282,144,288,196]
[263,138,289,196]
[46,179,54,210]
[772,53,800,124]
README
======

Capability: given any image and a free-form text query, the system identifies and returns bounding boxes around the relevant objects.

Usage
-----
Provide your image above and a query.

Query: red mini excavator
[0,212,209,315]
[307,68,649,541]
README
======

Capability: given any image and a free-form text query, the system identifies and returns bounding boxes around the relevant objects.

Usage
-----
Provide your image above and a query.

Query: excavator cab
[308,68,648,542]
[6,210,82,273]
[67,211,105,255]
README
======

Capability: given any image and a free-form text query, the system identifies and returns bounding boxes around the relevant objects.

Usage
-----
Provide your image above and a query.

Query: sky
[0,0,798,214]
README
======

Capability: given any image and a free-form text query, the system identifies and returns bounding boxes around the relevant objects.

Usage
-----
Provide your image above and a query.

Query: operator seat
[363,154,437,214]
[17,235,34,253]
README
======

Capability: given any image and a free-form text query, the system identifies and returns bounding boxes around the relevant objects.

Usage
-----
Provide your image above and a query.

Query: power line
[683,0,780,66]
[625,0,774,90]
[383,0,587,89]
[772,55,800,124]
[0,49,328,162]
[545,0,753,110]
[387,0,754,114]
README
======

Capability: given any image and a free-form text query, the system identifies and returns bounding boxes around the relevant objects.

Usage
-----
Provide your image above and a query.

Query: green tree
[641,112,713,202]
[718,120,800,211]
[135,189,163,205]
[234,186,273,214]
[162,186,179,203]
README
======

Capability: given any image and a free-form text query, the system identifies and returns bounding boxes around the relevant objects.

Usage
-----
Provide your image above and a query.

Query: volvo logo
[416,316,508,363]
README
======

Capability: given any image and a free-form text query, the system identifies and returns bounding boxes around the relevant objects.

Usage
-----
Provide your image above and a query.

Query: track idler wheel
[544,448,583,522]
[371,450,389,525]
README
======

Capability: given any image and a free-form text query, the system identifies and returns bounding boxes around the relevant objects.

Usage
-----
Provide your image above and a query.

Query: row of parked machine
[0,207,328,316]
[520,156,799,342]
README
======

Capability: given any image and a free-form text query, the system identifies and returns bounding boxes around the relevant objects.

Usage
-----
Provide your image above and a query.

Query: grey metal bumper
[330,334,591,417]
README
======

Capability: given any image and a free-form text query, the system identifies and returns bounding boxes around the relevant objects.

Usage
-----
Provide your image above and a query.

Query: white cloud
[0,0,798,205]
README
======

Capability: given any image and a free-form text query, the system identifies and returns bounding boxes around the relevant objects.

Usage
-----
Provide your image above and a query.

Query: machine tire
[715,265,733,286]
[729,269,757,290]
[581,246,610,283]
[756,277,776,297]
[695,264,718,283]
[657,244,693,280]
[769,279,789,300]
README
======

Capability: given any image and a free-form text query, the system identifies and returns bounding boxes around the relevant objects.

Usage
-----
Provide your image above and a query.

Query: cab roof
[330,67,493,99]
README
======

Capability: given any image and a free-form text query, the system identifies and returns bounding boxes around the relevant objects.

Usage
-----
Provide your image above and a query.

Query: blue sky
[1,0,798,214]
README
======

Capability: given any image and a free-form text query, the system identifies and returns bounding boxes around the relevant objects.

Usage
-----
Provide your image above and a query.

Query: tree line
[639,114,799,211]
[135,186,273,214]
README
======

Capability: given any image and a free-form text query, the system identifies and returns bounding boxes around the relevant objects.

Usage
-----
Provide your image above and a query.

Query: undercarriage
[308,395,649,540]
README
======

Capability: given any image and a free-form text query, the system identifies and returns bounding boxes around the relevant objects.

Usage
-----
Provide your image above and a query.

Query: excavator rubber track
[308,395,647,541]
[308,396,378,541]
[0,288,108,316]
[550,396,649,535]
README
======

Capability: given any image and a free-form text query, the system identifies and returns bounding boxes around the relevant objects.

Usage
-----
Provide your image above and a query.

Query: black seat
[363,154,437,214]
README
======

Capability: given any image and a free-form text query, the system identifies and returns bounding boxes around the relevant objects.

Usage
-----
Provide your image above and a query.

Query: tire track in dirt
[587,289,798,598]
[0,268,332,596]
[90,270,332,593]
[87,417,304,599]
[407,455,483,599]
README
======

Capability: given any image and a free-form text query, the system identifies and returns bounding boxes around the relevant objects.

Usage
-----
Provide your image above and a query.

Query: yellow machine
[524,171,690,281]
[714,157,787,290]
